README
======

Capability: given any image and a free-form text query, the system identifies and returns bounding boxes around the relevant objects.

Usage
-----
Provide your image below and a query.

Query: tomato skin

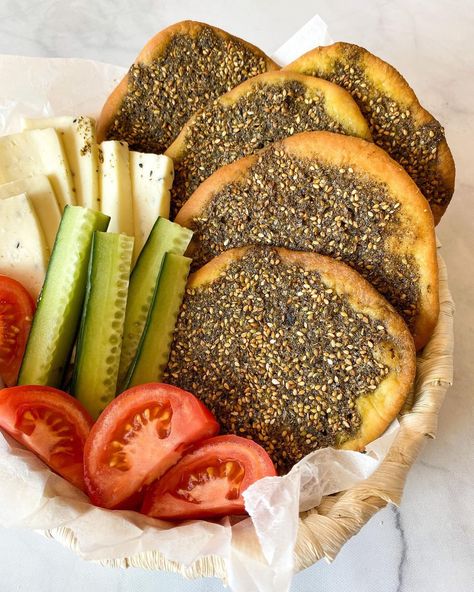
[0,385,93,490]
[141,435,277,520]
[83,383,220,510]
[0,276,35,386]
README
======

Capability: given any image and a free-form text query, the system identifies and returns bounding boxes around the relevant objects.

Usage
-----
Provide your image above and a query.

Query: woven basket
[41,250,454,582]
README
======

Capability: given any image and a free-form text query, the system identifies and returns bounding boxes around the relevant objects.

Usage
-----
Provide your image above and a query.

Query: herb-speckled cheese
[130,151,173,259]
[99,140,134,236]
[0,128,75,209]
[0,193,48,298]
[22,116,100,211]
[0,175,61,254]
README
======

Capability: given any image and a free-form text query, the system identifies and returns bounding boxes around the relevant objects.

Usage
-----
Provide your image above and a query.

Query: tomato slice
[141,435,277,520]
[0,276,35,386]
[0,385,93,490]
[83,383,220,509]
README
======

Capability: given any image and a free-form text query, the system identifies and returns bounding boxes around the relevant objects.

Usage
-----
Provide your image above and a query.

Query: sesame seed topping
[171,80,353,215]
[164,247,393,472]
[189,147,420,330]
[303,45,451,210]
[106,26,271,153]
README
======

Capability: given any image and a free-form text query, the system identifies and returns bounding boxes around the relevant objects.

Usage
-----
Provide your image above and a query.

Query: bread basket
[0,27,454,586]
[34,249,453,582]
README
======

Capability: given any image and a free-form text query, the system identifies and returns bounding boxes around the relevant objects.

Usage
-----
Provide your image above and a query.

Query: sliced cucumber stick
[117,218,192,389]
[18,206,110,387]
[71,232,134,418]
[124,253,191,389]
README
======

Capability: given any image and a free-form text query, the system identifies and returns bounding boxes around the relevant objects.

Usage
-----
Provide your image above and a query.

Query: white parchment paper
[0,16,401,592]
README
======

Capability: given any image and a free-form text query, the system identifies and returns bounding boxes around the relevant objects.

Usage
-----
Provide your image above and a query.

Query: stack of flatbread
[98,21,454,471]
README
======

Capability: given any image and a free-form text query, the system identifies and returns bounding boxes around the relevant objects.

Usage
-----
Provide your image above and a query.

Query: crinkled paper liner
[39,252,454,581]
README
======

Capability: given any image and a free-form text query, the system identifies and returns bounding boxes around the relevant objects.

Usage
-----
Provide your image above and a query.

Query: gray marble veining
[393,507,408,592]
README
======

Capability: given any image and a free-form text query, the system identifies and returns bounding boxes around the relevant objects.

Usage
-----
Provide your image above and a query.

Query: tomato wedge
[83,383,220,509]
[0,385,93,490]
[141,435,277,520]
[0,276,35,386]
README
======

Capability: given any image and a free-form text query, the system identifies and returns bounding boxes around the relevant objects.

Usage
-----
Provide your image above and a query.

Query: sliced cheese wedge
[22,116,100,211]
[99,140,133,235]
[130,151,173,258]
[0,193,48,298]
[0,175,61,254]
[0,128,75,209]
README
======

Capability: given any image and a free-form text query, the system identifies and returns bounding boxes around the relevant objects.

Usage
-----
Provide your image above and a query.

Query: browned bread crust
[283,42,455,223]
[175,131,439,350]
[97,21,278,153]
[165,70,372,215]
[165,246,416,471]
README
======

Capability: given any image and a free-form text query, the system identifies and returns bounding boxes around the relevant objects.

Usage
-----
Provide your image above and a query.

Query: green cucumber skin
[117,218,193,390]
[71,232,134,419]
[125,253,191,389]
[18,206,110,387]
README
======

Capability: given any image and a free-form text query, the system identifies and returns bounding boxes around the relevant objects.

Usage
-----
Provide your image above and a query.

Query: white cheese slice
[0,128,75,210]
[0,175,61,254]
[0,193,48,298]
[99,140,133,235]
[130,151,173,258]
[22,116,100,210]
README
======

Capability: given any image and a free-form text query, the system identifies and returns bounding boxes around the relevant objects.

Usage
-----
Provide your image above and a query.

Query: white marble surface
[0,1,473,591]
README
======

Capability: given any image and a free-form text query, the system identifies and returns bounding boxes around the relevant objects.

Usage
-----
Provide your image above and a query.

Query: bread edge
[187,245,416,453]
[97,20,279,143]
[165,69,372,162]
[283,41,456,222]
